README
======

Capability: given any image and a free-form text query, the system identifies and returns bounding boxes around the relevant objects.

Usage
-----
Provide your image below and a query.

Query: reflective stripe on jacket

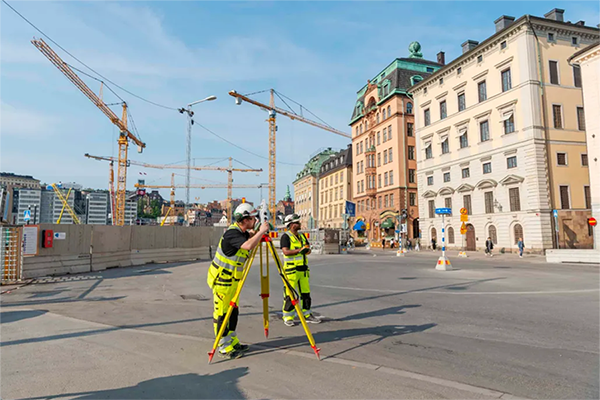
[207,223,250,289]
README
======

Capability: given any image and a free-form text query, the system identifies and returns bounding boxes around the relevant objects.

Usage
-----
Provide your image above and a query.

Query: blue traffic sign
[553,209,558,218]
[23,209,31,222]
[345,201,356,217]
[435,208,452,215]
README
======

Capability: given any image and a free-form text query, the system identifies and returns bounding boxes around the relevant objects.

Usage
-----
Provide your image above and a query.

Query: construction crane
[85,154,262,223]
[32,38,146,227]
[47,183,80,224]
[229,89,351,224]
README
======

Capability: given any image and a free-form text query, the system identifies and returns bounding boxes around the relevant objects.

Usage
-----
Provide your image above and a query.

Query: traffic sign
[553,210,558,218]
[460,208,468,215]
[345,201,356,217]
[23,209,31,222]
[460,214,469,222]
[461,222,466,230]
[553,210,559,232]
[54,232,66,240]
[589,217,597,227]
[460,226,467,235]
[435,208,452,215]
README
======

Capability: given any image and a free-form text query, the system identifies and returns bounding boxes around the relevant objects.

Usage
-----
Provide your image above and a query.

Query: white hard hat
[233,203,258,222]
[284,213,301,227]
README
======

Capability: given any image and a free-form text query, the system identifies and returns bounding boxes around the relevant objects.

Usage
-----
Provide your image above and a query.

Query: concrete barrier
[545,249,600,264]
[23,225,221,279]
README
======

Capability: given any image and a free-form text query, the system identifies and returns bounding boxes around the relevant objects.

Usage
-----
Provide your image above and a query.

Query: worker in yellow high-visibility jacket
[280,214,321,326]
[207,203,269,359]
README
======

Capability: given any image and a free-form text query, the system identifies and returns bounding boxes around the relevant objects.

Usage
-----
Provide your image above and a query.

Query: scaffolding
[1,226,23,285]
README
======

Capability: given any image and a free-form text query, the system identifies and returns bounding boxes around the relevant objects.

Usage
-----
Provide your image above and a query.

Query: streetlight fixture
[179,95,217,225]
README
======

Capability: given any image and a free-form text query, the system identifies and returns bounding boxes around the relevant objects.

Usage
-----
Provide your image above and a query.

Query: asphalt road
[1,250,598,399]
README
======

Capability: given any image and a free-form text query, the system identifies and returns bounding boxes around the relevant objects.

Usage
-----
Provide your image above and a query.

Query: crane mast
[32,38,146,226]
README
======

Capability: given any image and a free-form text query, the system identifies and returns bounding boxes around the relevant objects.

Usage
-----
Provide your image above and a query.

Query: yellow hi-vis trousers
[213,282,240,354]
[282,268,311,321]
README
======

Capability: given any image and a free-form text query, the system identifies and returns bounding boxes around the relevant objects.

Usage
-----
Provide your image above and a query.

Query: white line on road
[313,284,600,295]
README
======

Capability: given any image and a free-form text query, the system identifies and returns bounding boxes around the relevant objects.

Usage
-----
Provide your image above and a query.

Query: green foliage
[138,198,162,219]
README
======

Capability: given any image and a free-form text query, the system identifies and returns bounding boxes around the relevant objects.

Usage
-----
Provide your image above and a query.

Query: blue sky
[2,1,598,205]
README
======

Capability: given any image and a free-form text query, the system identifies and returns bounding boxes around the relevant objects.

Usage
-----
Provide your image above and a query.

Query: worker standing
[207,203,269,359]
[280,214,321,326]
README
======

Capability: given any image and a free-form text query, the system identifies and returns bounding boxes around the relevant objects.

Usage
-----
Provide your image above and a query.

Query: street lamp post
[179,95,217,225]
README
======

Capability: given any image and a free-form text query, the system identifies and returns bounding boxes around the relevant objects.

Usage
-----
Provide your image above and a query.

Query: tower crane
[229,89,351,224]
[32,38,146,226]
[85,154,262,223]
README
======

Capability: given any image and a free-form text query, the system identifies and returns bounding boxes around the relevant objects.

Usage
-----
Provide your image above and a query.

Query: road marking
[313,284,599,295]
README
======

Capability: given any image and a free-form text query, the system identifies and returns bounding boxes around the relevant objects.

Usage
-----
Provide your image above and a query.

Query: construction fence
[1,226,23,284]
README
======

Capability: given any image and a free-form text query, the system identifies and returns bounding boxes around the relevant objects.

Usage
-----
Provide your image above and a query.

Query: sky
[2,1,598,205]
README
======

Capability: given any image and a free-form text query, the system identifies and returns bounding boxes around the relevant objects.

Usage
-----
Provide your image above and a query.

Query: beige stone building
[318,145,353,229]
[570,41,600,249]
[410,9,598,253]
[350,43,443,243]
[292,148,338,229]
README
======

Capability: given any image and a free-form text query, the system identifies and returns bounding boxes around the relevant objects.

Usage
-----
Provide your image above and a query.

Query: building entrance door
[466,224,476,251]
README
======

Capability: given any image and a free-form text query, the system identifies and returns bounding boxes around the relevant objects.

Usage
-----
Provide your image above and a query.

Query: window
[463,195,472,215]
[582,154,588,166]
[483,162,492,174]
[390,193,394,207]
[441,138,449,154]
[410,192,416,206]
[572,36,578,46]
[360,141,364,153]
[507,156,517,169]
[383,127,387,142]
[377,113,380,124]
[514,224,523,245]
[378,197,382,209]
[382,172,387,186]
[509,187,521,211]
[378,174,382,188]
[585,186,591,209]
[388,125,392,140]
[425,145,433,159]
[484,191,494,214]
[460,131,468,148]
[557,152,567,166]
[424,109,431,126]
[549,61,559,84]
[428,200,435,218]
[383,150,388,164]
[478,81,487,102]
[548,32,555,42]
[458,93,466,112]
[457,67,462,75]
[559,185,570,209]
[477,55,483,63]
[444,172,451,182]
[384,195,388,208]
[440,100,447,119]
[462,167,470,178]
[377,131,381,145]
[424,87,427,94]
[445,197,452,212]
[407,123,414,137]
[500,40,507,50]
[377,153,381,166]
[553,105,563,128]
[356,162,360,173]
[501,68,512,92]
[387,106,391,118]
[409,169,415,183]
[406,103,413,114]
[489,225,498,244]
[448,227,455,244]
[577,107,585,130]
[340,171,344,181]
[439,77,444,85]
[480,120,490,142]
[389,171,393,185]
[427,176,434,186]
[573,65,582,88]
[408,146,415,160]
[504,114,515,134]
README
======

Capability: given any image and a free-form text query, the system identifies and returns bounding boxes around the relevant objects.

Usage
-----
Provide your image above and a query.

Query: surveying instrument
[208,200,321,363]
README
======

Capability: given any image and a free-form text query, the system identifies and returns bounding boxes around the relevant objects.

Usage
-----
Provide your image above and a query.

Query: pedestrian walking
[390,238,395,249]
[381,237,386,249]
[517,238,524,258]
[415,238,420,252]
[407,239,413,251]
[485,237,494,257]
[431,238,437,251]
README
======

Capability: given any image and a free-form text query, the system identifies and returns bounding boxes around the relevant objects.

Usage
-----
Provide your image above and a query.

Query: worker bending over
[207,203,269,359]
[280,214,321,326]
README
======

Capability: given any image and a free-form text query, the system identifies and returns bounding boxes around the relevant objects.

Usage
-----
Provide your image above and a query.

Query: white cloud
[0,102,61,137]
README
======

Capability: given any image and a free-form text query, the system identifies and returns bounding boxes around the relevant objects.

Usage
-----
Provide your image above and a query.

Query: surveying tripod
[208,231,321,363]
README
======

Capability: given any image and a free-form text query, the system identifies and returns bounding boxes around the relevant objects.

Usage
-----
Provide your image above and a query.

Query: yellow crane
[47,183,80,224]
[32,38,146,226]
[84,154,262,223]
[229,89,351,224]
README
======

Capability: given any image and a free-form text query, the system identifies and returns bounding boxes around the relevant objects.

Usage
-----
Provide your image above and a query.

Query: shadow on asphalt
[334,304,421,322]
[0,310,47,324]
[19,368,249,399]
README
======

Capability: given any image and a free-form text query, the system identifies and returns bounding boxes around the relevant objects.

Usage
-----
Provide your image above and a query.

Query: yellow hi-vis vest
[283,232,309,271]
[207,223,250,289]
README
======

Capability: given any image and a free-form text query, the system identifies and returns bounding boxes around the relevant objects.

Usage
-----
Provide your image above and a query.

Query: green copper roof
[293,148,338,183]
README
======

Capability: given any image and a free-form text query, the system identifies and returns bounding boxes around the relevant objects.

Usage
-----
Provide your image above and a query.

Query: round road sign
[460,207,468,215]
[589,217,597,227]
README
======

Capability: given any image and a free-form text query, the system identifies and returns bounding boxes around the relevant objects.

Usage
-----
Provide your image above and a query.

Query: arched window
[448,227,455,244]
[406,102,413,114]
[431,227,437,240]
[387,106,391,118]
[382,108,387,119]
[514,224,523,245]
[411,75,423,86]
[377,113,380,123]
[489,225,498,244]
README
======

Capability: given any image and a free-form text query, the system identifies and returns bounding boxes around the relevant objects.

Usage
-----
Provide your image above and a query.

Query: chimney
[461,40,479,54]
[437,51,446,65]
[575,20,585,26]
[494,15,515,32]
[544,8,565,22]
